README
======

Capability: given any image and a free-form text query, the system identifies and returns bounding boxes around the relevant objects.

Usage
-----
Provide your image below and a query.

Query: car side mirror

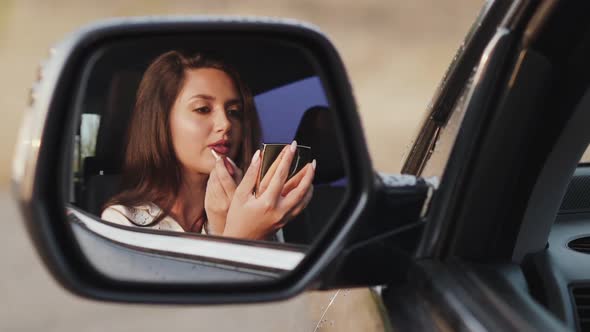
[13,16,429,304]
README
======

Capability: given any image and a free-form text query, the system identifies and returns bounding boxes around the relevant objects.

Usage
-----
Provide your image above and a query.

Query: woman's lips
[210,144,229,155]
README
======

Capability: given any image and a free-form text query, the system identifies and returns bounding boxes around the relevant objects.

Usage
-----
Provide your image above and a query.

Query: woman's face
[170,68,244,175]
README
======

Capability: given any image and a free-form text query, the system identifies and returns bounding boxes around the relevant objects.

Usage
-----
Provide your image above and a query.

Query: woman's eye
[227,108,243,118]
[194,107,210,114]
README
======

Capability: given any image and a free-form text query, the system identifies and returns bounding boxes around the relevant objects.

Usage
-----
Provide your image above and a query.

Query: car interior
[69,36,348,246]
[399,2,590,329]
[523,163,590,331]
[474,9,590,330]
[515,8,590,330]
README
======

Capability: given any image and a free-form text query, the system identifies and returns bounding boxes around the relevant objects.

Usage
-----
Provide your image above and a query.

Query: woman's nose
[213,108,231,133]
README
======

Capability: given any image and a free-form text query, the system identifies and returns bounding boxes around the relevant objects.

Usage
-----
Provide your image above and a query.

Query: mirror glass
[64,33,349,283]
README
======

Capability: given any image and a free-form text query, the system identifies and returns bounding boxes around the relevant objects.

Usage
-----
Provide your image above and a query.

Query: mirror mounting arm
[317,173,433,289]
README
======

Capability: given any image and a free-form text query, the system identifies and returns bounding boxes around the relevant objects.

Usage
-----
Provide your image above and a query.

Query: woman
[101,51,315,241]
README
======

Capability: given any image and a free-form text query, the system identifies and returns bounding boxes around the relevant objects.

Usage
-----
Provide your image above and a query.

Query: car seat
[79,72,139,215]
[281,105,347,245]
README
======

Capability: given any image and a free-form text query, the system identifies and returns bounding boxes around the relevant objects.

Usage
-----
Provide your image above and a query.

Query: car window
[255,76,328,143]
[580,146,590,163]
[76,114,100,170]
[401,0,497,178]
[71,113,101,203]
[419,68,476,179]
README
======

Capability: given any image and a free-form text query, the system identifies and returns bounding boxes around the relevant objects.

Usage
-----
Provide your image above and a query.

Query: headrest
[294,106,346,184]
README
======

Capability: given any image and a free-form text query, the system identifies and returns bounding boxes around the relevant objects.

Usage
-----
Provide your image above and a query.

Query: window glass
[580,146,590,163]
[80,113,101,167]
[255,76,328,143]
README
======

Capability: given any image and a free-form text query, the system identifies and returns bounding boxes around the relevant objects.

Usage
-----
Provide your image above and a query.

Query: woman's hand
[223,141,316,240]
[204,152,243,235]
[257,148,315,221]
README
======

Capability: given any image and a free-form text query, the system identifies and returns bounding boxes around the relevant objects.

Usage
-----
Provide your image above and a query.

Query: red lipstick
[208,139,230,155]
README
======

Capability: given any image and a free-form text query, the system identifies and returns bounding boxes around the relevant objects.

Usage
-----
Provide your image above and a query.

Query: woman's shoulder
[101,202,162,227]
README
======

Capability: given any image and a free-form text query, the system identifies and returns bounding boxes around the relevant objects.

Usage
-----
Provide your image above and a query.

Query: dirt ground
[0,0,483,331]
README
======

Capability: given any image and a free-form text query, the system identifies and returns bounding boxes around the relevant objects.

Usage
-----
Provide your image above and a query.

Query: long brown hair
[105,51,261,225]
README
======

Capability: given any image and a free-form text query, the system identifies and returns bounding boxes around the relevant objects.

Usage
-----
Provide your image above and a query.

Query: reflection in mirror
[66,35,348,282]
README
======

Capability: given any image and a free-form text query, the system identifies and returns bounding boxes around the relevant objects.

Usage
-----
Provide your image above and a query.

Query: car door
[306,1,530,330]
[380,0,590,330]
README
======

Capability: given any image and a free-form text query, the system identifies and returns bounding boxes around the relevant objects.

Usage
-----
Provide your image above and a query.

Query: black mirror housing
[12,16,379,304]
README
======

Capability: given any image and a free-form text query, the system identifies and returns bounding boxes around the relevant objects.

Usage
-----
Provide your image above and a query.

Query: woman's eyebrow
[225,99,242,106]
[188,94,215,100]
[189,94,215,101]
[188,95,240,105]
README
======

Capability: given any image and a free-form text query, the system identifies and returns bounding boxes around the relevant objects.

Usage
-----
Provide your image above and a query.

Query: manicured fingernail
[225,157,236,176]
[226,156,238,169]
[290,140,297,152]
[211,149,221,161]
[312,159,316,170]
[252,149,260,163]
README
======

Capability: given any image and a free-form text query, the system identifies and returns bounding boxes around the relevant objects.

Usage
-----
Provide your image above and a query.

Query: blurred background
[0,0,483,331]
